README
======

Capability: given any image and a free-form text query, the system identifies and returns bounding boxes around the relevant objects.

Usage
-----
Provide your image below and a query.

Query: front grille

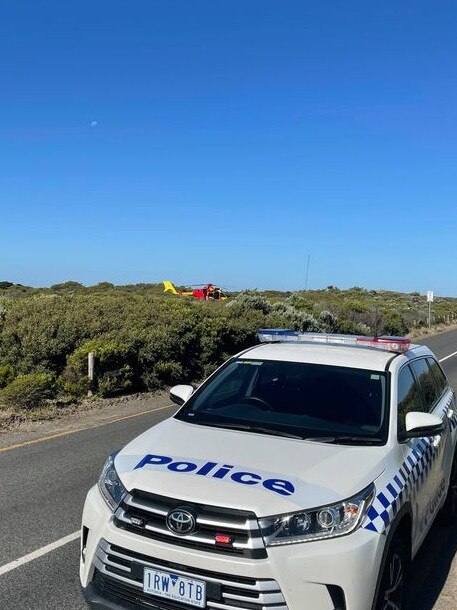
[114,490,267,559]
[92,539,288,610]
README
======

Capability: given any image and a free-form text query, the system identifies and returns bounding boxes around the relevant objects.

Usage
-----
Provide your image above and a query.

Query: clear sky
[1,1,456,294]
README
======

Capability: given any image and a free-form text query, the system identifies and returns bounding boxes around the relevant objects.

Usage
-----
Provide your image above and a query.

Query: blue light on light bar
[258,329,297,342]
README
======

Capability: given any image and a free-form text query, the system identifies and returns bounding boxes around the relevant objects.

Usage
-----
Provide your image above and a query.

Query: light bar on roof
[356,336,411,352]
[257,329,411,353]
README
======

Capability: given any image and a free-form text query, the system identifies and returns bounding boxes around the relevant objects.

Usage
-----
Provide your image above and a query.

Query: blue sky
[1,1,456,294]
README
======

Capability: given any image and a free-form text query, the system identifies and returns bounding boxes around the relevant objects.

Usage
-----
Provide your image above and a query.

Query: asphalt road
[0,330,456,610]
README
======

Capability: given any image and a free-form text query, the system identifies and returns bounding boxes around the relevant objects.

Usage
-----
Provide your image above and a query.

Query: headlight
[98,452,127,511]
[258,484,374,546]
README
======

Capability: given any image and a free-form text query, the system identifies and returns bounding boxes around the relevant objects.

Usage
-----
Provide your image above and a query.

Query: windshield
[175,358,389,444]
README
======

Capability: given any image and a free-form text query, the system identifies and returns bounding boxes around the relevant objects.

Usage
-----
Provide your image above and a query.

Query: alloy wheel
[381,551,404,610]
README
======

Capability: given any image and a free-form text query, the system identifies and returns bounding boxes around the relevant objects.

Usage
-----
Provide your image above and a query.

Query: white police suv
[80,330,457,610]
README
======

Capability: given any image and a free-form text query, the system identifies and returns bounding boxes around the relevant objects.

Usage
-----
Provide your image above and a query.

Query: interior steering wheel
[240,396,273,411]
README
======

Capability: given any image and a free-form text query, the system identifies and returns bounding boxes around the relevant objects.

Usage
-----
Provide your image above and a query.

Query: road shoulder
[0,390,172,449]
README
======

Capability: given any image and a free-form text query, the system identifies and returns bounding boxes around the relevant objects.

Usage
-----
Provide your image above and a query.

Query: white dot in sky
[90,120,98,128]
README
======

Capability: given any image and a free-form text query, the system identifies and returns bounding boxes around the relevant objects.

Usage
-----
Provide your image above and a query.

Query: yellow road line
[0,403,175,454]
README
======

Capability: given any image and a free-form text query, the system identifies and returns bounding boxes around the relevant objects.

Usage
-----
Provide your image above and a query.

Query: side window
[410,358,439,412]
[427,358,448,396]
[397,365,424,434]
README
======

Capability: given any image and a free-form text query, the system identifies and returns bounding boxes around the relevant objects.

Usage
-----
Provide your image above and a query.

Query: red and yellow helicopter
[163,281,229,301]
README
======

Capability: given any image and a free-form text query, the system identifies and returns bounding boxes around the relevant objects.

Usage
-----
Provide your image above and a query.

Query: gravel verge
[0,390,172,449]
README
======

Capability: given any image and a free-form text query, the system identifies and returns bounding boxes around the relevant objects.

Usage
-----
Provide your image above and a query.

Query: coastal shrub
[143,361,184,390]
[269,303,322,332]
[97,364,135,397]
[318,310,339,332]
[62,339,136,397]
[383,313,409,336]
[226,292,272,315]
[0,373,55,409]
[1,284,456,408]
[0,364,15,389]
[335,318,369,335]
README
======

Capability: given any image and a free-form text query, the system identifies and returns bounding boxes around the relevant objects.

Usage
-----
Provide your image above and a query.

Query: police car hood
[115,417,386,516]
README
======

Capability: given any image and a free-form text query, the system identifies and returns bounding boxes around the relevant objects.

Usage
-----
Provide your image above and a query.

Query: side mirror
[402,412,444,440]
[169,384,194,406]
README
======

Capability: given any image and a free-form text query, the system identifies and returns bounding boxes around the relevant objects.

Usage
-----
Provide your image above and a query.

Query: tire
[374,536,408,610]
[440,450,457,525]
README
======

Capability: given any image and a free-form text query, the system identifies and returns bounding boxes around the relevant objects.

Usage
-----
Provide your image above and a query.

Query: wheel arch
[370,503,413,610]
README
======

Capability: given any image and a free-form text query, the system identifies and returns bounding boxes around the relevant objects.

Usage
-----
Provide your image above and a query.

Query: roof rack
[257,329,411,353]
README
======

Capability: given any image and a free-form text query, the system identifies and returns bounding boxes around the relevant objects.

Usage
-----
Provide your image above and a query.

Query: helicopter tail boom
[163,280,178,294]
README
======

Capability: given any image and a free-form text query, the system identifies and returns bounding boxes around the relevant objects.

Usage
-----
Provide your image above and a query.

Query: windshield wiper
[196,421,305,439]
[311,436,383,445]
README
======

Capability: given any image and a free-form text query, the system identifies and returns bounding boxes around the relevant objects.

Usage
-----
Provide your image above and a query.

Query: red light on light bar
[356,336,411,353]
[215,534,233,545]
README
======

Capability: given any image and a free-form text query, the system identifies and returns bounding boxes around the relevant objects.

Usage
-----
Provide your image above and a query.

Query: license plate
[143,568,206,608]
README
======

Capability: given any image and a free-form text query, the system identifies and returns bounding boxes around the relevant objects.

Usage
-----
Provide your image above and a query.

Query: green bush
[62,339,136,397]
[97,364,135,397]
[268,303,322,332]
[383,313,409,336]
[318,310,338,332]
[1,283,456,410]
[143,361,184,390]
[226,292,272,315]
[0,364,15,389]
[0,373,55,409]
[335,319,368,335]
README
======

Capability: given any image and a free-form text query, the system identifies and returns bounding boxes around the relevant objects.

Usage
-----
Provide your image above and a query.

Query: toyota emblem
[166,508,196,535]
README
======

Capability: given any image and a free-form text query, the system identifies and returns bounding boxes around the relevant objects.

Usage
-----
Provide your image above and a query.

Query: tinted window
[427,358,448,396]
[176,359,388,444]
[410,358,439,411]
[397,365,424,434]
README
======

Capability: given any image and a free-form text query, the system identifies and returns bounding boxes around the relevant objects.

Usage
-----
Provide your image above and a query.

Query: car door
[408,358,448,544]
[397,363,436,551]
[427,357,456,495]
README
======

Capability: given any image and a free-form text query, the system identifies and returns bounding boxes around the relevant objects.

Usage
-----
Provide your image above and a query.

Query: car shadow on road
[406,521,457,610]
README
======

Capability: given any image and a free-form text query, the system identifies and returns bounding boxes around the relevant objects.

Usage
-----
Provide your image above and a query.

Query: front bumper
[80,486,386,610]
[82,581,132,610]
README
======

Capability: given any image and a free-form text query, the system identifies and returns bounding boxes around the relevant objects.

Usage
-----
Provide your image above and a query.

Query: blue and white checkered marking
[363,394,456,534]
[363,436,435,534]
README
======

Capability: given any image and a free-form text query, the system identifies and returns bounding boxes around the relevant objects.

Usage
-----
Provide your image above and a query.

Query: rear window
[176,359,389,444]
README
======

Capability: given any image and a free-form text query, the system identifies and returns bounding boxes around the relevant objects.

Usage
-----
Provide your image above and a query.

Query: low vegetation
[0,281,456,420]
